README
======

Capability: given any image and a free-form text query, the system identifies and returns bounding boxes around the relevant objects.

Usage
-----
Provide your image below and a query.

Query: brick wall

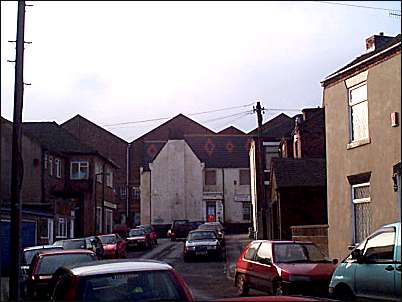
[291,224,329,256]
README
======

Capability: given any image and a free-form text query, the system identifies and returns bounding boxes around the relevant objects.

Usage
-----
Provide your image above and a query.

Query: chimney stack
[365,33,394,52]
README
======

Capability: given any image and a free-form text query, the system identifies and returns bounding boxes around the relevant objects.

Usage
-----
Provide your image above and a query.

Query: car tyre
[236,274,249,296]
[333,284,355,301]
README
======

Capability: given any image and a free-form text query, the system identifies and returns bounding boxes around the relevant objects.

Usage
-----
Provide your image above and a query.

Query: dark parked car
[168,220,202,241]
[126,228,153,250]
[197,222,225,246]
[235,240,337,297]
[26,249,97,300]
[137,224,158,245]
[98,234,127,259]
[50,259,194,301]
[183,230,224,261]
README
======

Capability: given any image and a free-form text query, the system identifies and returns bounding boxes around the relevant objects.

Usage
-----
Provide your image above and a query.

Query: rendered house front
[322,34,401,260]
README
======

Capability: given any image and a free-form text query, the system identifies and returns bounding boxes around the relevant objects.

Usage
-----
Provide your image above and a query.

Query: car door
[394,226,401,299]
[252,242,277,292]
[241,241,261,288]
[354,227,396,300]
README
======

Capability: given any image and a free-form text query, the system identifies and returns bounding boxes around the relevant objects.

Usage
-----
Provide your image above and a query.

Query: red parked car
[26,249,97,300]
[98,234,127,259]
[50,259,194,301]
[136,224,158,245]
[235,240,338,297]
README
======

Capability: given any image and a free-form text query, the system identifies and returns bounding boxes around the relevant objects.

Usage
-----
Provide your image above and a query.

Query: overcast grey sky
[1,1,401,142]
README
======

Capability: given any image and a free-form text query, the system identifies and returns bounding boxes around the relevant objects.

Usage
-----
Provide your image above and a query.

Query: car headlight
[186,246,195,251]
[207,245,217,250]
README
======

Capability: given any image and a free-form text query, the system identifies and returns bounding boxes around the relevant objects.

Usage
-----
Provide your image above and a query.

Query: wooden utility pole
[254,101,268,239]
[10,1,26,300]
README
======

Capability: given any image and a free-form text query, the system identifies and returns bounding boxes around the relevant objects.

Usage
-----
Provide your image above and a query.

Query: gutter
[321,41,401,86]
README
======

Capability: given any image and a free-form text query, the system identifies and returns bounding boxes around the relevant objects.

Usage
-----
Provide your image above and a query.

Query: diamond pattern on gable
[147,144,158,158]
[226,141,235,153]
[204,138,216,156]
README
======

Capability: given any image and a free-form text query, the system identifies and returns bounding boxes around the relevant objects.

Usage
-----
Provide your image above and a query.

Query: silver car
[183,230,224,261]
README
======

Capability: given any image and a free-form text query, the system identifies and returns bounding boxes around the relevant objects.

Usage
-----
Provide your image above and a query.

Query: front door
[206,202,216,222]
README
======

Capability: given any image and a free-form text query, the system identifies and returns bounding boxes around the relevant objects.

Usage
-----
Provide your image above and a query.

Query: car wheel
[273,280,285,296]
[154,239,158,245]
[236,274,249,296]
[333,284,355,301]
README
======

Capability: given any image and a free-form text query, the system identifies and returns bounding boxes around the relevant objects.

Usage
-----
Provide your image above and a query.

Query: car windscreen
[188,231,217,241]
[129,229,145,237]
[37,253,96,275]
[274,243,330,263]
[63,240,86,249]
[78,270,186,301]
[99,235,117,244]
[24,248,62,265]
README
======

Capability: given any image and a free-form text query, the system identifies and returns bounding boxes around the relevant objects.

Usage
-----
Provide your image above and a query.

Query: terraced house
[321,33,401,260]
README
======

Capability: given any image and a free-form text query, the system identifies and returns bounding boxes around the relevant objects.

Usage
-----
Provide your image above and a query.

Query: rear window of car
[188,231,217,241]
[99,235,117,244]
[129,229,145,237]
[273,243,329,263]
[24,248,62,265]
[37,253,96,275]
[78,270,186,301]
[63,240,86,249]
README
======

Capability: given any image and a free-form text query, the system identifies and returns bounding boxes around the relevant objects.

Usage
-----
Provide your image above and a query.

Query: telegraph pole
[10,1,27,300]
[253,101,268,239]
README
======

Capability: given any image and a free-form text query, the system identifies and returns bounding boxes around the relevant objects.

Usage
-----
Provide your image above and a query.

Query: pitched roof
[271,158,326,188]
[141,135,253,169]
[22,122,97,154]
[322,34,401,85]
[248,113,295,139]
[184,135,252,168]
[61,114,128,144]
[131,114,215,143]
[218,126,245,135]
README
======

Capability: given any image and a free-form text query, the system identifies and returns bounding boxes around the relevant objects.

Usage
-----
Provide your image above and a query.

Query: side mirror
[351,249,364,263]
[332,258,339,265]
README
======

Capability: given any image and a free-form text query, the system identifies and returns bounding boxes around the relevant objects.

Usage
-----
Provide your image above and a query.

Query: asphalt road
[127,234,267,300]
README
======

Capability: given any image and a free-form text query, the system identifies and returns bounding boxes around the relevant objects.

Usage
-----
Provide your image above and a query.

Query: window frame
[361,227,396,263]
[352,181,371,244]
[348,82,369,143]
[56,217,67,239]
[239,169,251,186]
[70,161,89,180]
[55,158,61,178]
[48,156,53,176]
[205,169,217,186]
[352,182,371,204]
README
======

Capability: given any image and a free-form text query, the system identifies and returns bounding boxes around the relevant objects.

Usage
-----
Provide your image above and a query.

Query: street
[127,234,266,300]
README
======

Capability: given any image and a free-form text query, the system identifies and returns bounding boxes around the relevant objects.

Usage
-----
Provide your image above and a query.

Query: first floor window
[57,217,67,238]
[39,218,49,239]
[352,182,371,243]
[205,170,217,186]
[349,82,369,142]
[70,161,89,180]
[55,158,61,178]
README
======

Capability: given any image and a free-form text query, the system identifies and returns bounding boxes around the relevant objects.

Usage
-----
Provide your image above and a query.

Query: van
[329,221,401,301]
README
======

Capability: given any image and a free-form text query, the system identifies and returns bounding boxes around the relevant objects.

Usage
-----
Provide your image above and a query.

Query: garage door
[1,221,36,276]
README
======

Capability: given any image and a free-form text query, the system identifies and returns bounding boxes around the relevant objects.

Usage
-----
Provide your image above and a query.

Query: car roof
[38,249,95,257]
[24,245,62,251]
[189,229,216,233]
[98,234,116,237]
[382,221,401,228]
[250,240,314,245]
[66,259,173,276]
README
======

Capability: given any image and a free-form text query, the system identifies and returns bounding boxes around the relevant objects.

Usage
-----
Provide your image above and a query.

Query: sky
[1,1,401,142]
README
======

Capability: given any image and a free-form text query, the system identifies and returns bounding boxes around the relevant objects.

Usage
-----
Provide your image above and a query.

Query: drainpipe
[126,143,131,225]
[149,170,152,224]
[222,168,225,224]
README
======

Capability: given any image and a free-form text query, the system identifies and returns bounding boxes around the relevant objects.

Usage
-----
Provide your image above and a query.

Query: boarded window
[205,170,216,186]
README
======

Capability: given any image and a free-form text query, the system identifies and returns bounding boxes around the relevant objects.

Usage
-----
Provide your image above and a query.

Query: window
[48,156,53,176]
[44,154,48,170]
[132,187,140,200]
[205,170,216,185]
[57,218,67,238]
[239,169,250,185]
[352,182,371,243]
[255,242,272,262]
[106,168,113,188]
[95,162,102,183]
[105,209,113,234]
[55,158,61,178]
[70,161,89,180]
[96,207,102,234]
[119,186,127,199]
[264,143,280,171]
[363,229,395,262]
[349,82,369,142]
[242,203,251,221]
[39,218,49,239]
[244,242,261,261]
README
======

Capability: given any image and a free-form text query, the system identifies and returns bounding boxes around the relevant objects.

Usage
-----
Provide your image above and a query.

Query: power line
[313,1,401,13]
[201,110,254,124]
[103,103,254,127]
